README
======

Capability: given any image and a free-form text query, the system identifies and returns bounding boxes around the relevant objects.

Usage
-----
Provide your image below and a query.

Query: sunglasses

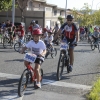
[67,19,72,21]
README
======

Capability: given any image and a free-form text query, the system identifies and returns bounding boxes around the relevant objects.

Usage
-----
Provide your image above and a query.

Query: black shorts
[66,37,75,44]
[34,58,43,65]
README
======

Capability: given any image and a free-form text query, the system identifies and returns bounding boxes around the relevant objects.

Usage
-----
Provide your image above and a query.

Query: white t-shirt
[44,32,48,40]
[54,26,59,31]
[26,40,46,55]
[46,35,53,44]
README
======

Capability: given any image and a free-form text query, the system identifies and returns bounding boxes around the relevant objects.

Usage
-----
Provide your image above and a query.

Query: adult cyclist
[54,15,78,72]
[32,20,40,30]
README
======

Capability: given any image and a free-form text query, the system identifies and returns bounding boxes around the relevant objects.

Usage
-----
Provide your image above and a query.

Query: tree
[0,0,12,11]
[80,3,92,26]
[58,16,64,25]
[16,0,29,22]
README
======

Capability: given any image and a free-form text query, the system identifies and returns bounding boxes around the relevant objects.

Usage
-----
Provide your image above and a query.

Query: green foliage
[0,0,12,11]
[58,16,64,25]
[73,3,100,26]
[87,78,100,100]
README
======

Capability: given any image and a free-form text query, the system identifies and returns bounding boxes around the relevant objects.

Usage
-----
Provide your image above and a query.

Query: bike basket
[24,53,37,63]
[60,43,68,50]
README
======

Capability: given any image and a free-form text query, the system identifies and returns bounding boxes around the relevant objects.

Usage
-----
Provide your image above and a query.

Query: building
[0,0,80,29]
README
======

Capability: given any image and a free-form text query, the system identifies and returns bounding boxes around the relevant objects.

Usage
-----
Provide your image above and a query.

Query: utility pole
[65,0,67,22]
[12,0,15,26]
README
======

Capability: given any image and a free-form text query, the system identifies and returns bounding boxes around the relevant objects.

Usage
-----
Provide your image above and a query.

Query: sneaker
[69,65,73,72]
[34,82,41,89]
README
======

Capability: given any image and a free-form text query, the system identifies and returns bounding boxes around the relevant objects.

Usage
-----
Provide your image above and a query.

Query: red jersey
[17,29,24,37]
[28,26,33,33]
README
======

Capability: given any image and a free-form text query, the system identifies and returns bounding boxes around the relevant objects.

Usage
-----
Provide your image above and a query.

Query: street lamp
[12,0,15,26]
[96,2,100,10]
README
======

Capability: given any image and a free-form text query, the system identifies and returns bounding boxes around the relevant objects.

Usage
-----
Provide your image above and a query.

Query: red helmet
[43,28,47,32]
[19,25,23,29]
[32,28,42,35]
[48,30,52,34]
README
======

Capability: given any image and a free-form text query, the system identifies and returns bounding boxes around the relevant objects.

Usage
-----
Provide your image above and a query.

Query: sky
[46,0,100,10]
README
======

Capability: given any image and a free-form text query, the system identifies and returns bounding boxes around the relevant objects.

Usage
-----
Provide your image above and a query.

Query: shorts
[34,58,43,65]
[62,37,76,49]
[8,32,13,36]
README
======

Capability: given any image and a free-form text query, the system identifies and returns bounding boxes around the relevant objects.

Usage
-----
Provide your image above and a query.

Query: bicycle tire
[18,69,29,97]
[65,55,70,73]
[57,52,64,81]
[98,44,100,53]
[3,37,8,48]
[51,48,57,58]
[14,42,21,52]
[45,51,49,58]
[10,40,14,48]
[91,42,95,51]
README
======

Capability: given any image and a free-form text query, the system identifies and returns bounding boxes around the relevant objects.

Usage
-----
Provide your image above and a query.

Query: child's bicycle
[14,38,26,52]
[18,53,43,97]
[45,43,57,59]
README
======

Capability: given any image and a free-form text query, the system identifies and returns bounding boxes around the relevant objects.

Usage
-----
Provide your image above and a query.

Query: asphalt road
[0,40,100,100]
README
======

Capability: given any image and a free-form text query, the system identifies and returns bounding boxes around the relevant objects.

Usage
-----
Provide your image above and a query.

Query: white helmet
[32,20,35,23]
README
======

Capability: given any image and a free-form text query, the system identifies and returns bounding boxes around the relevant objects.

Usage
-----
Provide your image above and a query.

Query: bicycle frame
[27,64,36,82]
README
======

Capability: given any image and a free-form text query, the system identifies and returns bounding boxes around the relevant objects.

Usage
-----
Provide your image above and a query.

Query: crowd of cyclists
[79,25,100,44]
[0,14,100,89]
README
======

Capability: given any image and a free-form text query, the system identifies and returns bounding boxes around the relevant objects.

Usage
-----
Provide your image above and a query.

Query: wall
[0,9,45,28]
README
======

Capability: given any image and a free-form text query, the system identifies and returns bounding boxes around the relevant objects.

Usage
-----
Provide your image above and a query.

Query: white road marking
[0,72,92,100]
[1,95,23,100]
[0,72,92,90]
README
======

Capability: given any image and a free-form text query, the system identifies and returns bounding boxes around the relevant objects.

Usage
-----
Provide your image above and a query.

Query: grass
[87,78,100,100]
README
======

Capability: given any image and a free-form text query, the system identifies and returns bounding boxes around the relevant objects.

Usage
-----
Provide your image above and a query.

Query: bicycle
[14,38,26,52]
[91,39,100,53]
[24,32,32,42]
[45,43,57,59]
[18,53,43,97]
[57,41,77,80]
[3,30,13,48]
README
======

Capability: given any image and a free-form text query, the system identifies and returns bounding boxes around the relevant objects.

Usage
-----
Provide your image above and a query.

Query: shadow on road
[5,59,24,62]
[0,79,18,97]
[74,49,92,53]
[68,71,100,77]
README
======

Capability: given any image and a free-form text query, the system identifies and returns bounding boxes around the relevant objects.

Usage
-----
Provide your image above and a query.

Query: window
[60,11,62,16]
[39,4,41,7]
[45,7,52,11]
[54,10,57,16]
[51,21,55,26]
[27,1,33,11]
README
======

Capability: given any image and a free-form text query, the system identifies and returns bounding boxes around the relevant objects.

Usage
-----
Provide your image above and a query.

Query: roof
[45,3,57,7]
[33,0,46,3]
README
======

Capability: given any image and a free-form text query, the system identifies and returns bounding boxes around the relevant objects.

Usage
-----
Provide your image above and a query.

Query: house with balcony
[0,0,78,29]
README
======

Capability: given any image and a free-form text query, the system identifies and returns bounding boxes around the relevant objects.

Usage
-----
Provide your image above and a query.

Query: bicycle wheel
[18,69,29,97]
[51,48,57,58]
[14,42,22,52]
[65,55,70,73]
[10,40,14,48]
[3,37,8,48]
[91,42,95,51]
[57,52,64,81]
[45,50,49,58]
[98,44,100,53]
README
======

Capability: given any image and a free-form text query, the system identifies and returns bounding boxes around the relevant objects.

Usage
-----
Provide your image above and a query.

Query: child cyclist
[45,30,53,49]
[20,28,46,88]
[92,27,100,45]
[16,25,25,43]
